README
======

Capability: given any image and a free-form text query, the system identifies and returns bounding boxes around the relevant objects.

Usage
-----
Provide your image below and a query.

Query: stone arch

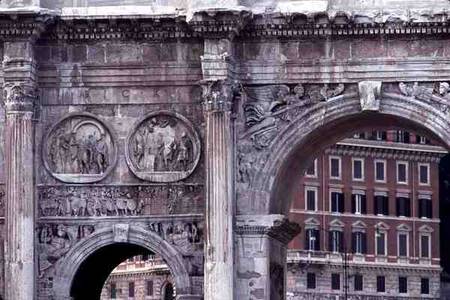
[248,90,450,215]
[53,225,194,299]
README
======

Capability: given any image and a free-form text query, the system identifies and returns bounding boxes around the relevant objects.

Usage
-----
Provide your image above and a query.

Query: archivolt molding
[53,225,194,298]
[236,81,450,215]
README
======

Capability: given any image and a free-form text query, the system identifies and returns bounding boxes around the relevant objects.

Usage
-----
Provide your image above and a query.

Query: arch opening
[70,243,152,299]
[269,111,450,215]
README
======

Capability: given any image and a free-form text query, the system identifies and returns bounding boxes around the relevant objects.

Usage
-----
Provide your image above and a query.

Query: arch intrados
[256,95,450,215]
[53,225,192,299]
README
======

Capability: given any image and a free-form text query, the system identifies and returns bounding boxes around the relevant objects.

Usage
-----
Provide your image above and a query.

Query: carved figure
[38,225,72,277]
[44,115,115,183]
[127,112,200,182]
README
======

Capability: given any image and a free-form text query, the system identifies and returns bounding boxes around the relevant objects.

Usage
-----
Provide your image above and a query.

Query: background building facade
[287,130,446,299]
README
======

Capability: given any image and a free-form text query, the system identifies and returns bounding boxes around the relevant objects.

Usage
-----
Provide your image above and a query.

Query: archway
[248,91,450,215]
[236,84,450,299]
[53,225,195,299]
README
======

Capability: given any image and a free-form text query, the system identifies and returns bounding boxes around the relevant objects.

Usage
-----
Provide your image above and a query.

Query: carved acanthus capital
[3,83,37,112]
[200,79,241,112]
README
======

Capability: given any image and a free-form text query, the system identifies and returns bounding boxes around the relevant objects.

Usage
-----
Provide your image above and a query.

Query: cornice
[2,8,450,41]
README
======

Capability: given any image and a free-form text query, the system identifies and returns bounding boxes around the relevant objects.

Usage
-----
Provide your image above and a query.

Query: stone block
[332,39,351,60]
[51,46,68,63]
[298,40,328,60]
[71,45,87,62]
[280,42,299,60]
[352,38,386,59]
[106,43,142,63]
[87,44,106,63]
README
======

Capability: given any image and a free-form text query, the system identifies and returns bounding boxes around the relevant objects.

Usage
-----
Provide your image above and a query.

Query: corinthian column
[201,77,238,299]
[3,41,37,300]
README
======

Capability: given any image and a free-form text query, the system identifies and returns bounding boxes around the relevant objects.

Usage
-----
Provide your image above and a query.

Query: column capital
[200,79,242,113]
[236,214,301,244]
[3,82,37,113]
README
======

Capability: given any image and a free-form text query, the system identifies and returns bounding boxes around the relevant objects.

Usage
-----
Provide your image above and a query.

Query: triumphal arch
[1,0,450,299]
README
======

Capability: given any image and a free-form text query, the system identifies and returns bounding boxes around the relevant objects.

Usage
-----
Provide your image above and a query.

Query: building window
[376,232,386,256]
[376,276,386,293]
[163,283,175,300]
[307,273,316,289]
[352,232,367,254]
[398,233,408,257]
[353,132,365,139]
[305,187,318,211]
[352,193,366,214]
[352,158,364,181]
[129,282,135,298]
[420,234,431,258]
[421,278,430,294]
[110,283,117,299]
[417,135,429,145]
[395,130,410,143]
[419,163,430,185]
[399,277,408,294]
[396,197,411,217]
[305,229,320,251]
[374,160,386,182]
[354,274,363,291]
[396,162,408,184]
[329,230,343,253]
[305,159,317,177]
[329,156,341,179]
[147,280,153,296]
[374,195,389,215]
[330,191,344,213]
[419,198,433,219]
[331,273,340,290]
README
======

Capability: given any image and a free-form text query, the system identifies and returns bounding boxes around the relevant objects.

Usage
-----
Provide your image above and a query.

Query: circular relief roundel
[43,113,117,183]
[125,111,201,182]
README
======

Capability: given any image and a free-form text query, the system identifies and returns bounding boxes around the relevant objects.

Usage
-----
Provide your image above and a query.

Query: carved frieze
[37,223,95,277]
[148,219,203,255]
[126,111,201,182]
[43,113,117,183]
[241,83,345,150]
[38,185,204,217]
[398,81,450,115]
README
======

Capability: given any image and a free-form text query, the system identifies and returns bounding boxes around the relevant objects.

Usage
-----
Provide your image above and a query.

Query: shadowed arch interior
[70,243,152,300]
[271,111,449,214]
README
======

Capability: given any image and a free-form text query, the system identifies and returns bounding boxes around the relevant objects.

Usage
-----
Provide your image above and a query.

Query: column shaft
[205,110,234,300]
[5,111,35,300]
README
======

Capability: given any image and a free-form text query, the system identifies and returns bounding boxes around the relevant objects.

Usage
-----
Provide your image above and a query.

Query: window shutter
[362,233,367,254]
[339,193,345,213]
[406,198,411,217]
[328,231,333,252]
[427,200,433,218]
[374,196,379,214]
[351,232,356,253]
[361,195,367,214]
[383,196,389,215]
[339,232,344,252]
[331,193,337,212]
[351,195,356,213]
[315,230,321,251]
[305,230,310,250]
[396,198,401,216]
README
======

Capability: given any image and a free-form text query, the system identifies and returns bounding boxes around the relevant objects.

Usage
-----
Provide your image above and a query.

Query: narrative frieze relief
[397,81,450,116]
[43,113,117,183]
[126,111,201,182]
[241,83,346,150]
[37,223,95,277]
[38,185,204,217]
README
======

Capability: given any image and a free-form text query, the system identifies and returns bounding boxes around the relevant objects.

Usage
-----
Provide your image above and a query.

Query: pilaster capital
[235,214,301,245]
[3,82,37,113]
[200,79,242,113]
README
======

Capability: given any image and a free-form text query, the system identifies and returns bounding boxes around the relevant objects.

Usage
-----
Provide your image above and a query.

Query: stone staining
[43,113,117,183]
[126,111,201,182]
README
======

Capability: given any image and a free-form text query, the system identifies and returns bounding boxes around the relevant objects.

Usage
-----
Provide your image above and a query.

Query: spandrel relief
[43,114,117,183]
[126,111,201,182]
